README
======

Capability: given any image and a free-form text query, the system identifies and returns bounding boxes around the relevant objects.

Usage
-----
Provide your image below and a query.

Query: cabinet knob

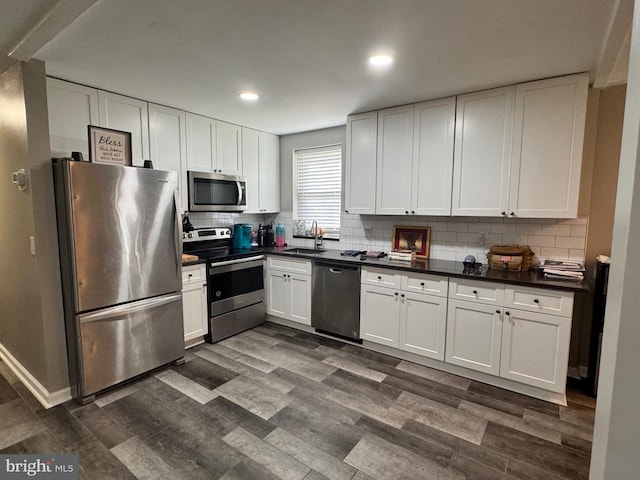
[378,276,382,280]
[472,290,478,295]
[400,294,405,298]
[510,212,515,216]
[188,274,193,277]
[501,211,506,216]
[283,274,287,278]
[405,210,409,214]
[394,292,399,296]
[533,298,539,303]
[203,284,207,287]
[496,309,501,314]
[505,311,510,316]
[411,210,415,214]
[420,282,425,286]
[345,210,349,213]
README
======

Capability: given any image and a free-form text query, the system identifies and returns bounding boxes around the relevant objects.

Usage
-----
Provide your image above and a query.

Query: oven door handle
[210,255,264,268]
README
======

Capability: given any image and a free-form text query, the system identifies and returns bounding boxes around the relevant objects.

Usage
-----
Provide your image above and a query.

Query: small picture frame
[392,225,431,259]
[88,125,132,166]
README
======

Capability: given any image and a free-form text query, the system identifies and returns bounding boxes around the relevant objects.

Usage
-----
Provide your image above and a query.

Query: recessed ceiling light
[368,54,394,66]
[238,92,259,101]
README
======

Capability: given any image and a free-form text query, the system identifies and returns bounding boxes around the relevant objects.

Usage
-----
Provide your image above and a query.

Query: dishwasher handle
[315,261,360,272]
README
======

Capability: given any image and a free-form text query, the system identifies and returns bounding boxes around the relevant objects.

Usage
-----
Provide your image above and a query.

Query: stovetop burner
[183,227,261,264]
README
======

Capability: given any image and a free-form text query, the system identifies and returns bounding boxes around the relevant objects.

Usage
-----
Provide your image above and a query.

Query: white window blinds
[294,145,342,236]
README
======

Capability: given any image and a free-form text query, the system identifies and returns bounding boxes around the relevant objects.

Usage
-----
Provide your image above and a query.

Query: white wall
[590,2,640,476]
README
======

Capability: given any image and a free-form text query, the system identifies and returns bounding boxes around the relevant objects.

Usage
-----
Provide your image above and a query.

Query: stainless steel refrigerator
[53,159,184,403]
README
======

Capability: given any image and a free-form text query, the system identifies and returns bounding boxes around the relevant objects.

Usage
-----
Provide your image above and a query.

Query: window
[293,145,342,238]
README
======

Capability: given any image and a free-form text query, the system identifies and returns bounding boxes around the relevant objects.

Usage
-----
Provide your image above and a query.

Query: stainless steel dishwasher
[312,261,361,341]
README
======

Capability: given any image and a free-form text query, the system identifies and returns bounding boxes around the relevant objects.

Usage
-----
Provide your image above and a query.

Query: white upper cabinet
[148,104,187,211]
[412,97,456,216]
[47,78,99,159]
[376,105,415,215]
[509,74,588,218]
[452,86,515,216]
[98,91,150,166]
[186,113,216,172]
[216,120,243,175]
[242,127,280,213]
[345,112,378,214]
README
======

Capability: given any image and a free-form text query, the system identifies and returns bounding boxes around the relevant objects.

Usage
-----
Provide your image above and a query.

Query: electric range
[182,227,265,342]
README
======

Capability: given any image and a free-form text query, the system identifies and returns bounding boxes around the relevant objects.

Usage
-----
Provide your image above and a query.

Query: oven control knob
[215,290,222,298]
[226,230,231,235]
[187,232,193,238]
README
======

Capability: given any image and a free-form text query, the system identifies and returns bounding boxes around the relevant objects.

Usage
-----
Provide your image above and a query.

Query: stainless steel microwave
[187,171,246,212]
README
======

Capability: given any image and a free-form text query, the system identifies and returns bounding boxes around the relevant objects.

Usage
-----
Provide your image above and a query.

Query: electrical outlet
[478,233,486,246]
[29,236,36,256]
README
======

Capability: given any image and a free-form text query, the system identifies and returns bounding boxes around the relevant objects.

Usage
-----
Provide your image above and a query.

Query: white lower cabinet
[182,264,208,345]
[400,292,447,360]
[360,284,401,347]
[500,308,571,393]
[266,259,312,325]
[445,299,503,375]
[446,279,574,393]
[360,268,447,358]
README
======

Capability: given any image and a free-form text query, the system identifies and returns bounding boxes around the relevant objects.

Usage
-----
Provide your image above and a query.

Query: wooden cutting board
[182,253,199,262]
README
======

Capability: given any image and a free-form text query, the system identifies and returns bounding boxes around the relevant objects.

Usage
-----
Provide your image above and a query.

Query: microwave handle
[236,181,243,205]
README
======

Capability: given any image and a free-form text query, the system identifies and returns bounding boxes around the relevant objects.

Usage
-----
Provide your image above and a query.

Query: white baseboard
[0,342,71,409]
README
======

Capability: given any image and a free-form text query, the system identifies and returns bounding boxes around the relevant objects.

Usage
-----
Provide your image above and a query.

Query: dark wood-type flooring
[0,322,596,479]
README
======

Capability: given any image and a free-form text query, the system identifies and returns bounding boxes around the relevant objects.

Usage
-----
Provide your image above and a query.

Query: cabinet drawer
[448,279,504,305]
[402,272,448,297]
[504,286,574,317]
[361,266,401,289]
[182,264,205,285]
[267,256,312,275]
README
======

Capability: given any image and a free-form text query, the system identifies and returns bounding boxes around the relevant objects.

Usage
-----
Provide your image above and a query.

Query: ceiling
[2,0,631,135]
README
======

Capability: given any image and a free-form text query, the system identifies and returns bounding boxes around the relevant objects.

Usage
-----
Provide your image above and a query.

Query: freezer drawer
[75,293,184,398]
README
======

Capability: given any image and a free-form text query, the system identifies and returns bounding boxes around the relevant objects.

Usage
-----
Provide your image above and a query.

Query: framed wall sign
[392,225,431,259]
[88,125,132,166]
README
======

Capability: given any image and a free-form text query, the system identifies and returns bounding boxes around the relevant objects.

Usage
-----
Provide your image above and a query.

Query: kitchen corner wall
[0,60,69,398]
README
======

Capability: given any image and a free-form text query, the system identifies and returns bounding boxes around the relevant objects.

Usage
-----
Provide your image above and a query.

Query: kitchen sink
[283,247,326,254]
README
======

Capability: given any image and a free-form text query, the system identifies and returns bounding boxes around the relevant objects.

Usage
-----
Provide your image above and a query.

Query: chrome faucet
[311,219,322,250]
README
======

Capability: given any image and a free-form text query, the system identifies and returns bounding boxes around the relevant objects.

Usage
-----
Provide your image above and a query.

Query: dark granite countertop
[262,246,589,294]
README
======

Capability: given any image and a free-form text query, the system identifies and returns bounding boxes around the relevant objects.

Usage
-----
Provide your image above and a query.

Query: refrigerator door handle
[174,190,183,259]
[78,293,182,324]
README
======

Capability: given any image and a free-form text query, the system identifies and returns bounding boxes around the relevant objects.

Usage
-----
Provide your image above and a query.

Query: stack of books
[541,260,585,281]
[388,249,416,262]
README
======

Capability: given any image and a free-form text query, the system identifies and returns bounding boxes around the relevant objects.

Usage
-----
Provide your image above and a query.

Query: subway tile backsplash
[269,212,589,264]
[189,211,588,264]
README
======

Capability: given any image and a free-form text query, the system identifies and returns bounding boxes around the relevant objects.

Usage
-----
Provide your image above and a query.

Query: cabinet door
[98,91,149,166]
[452,86,514,216]
[445,299,503,375]
[399,292,447,361]
[376,105,414,215]
[360,285,400,347]
[288,273,311,325]
[182,280,208,342]
[412,97,455,215]
[242,127,260,213]
[266,270,287,318]
[344,112,377,214]
[260,132,280,213]
[216,120,243,175]
[47,78,99,159]
[509,74,588,218]
[149,104,187,211]
[186,113,216,172]
[500,309,571,392]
